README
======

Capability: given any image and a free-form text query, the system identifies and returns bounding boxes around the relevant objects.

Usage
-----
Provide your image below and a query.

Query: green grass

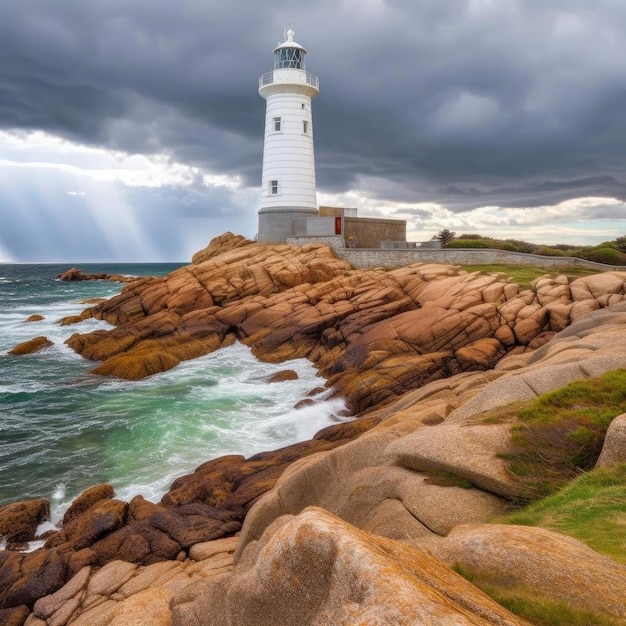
[453,565,622,626]
[502,464,626,564]
[457,466,626,624]
[459,264,602,289]
[494,369,626,501]
[423,469,474,489]
[452,372,626,624]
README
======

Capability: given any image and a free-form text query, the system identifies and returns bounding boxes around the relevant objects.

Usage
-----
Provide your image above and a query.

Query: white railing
[259,71,319,89]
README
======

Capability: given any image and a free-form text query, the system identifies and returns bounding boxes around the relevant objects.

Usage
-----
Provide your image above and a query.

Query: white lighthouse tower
[257,28,319,243]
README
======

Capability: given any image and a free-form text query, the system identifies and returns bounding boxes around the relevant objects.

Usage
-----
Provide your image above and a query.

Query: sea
[0,263,348,530]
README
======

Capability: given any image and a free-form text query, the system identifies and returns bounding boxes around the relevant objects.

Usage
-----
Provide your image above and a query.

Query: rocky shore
[2,233,626,625]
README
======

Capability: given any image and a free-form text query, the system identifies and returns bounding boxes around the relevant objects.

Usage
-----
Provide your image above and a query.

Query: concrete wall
[344,217,406,249]
[334,247,626,271]
[258,207,318,243]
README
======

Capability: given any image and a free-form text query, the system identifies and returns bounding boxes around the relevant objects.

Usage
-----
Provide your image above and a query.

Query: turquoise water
[0,264,347,522]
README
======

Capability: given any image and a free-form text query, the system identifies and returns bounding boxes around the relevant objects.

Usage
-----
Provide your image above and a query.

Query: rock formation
[4,233,626,625]
[56,268,137,283]
[172,508,528,626]
[39,233,626,415]
[8,337,53,355]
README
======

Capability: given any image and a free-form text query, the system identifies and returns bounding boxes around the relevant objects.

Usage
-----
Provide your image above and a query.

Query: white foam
[96,344,351,506]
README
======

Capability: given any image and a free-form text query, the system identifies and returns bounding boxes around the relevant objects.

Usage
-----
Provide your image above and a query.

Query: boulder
[0,499,50,545]
[0,606,30,626]
[386,422,519,499]
[235,397,511,555]
[8,337,53,355]
[56,268,136,283]
[171,508,526,626]
[62,484,115,525]
[32,564,91,622]
[420,523,626,620]
[45,499,128,551]
[596,413,626,467]
[0,547,84,610]
[265,369,298,383]
[160,438,349,512]
[570,272,626,301]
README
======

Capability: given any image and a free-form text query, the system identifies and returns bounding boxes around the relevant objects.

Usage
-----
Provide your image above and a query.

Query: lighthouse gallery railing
[259,71,319,89]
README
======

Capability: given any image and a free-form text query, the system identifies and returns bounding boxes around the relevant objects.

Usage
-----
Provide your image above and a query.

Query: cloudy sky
[1,0,625,262]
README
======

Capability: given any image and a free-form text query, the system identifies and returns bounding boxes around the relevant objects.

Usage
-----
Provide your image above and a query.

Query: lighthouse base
[257,207,319,244]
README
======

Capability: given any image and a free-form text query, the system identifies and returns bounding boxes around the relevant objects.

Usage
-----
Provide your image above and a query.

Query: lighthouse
[257,28,319,243]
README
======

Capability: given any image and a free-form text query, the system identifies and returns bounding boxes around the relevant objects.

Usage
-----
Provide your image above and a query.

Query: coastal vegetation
[503,464,626,565]
[484,369,626,501]
[449,372,626,624]
[454,562,623,626]
[446,232,626,265]
[455,464,626,625]
[458,263,602,289]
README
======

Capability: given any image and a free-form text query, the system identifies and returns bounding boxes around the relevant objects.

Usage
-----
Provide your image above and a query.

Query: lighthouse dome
[273,29,307,70]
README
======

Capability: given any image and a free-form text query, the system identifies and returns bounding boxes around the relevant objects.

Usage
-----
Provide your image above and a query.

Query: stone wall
[286,235,345,250]
[335,247,626,271]
[344,217,406,249]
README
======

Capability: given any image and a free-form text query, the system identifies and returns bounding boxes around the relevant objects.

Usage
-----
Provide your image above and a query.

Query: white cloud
[320,185,626,246]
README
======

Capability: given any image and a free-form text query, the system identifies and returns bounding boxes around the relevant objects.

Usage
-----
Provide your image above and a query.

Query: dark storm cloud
[2,0,626,209]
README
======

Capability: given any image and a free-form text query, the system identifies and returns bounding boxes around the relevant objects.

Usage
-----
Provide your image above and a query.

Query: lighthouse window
[303,120,309,134]
[273,117,281,132]
[274,47,304,70]
[270,180,279,195]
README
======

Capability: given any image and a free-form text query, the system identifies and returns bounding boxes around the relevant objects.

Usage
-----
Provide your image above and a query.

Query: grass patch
[423,469,474,489]
[459,264,601,289]
[453,565,622,626]
[501,464,626,564]
[496,369,626,501]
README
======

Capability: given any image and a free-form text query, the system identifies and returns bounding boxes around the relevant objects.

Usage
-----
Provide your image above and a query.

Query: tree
[436,228,456,247]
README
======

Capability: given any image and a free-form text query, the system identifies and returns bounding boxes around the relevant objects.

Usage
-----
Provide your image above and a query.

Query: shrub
[447,239,491,248]
[503,239,538,253]
[577,247,625,265]
[496,242,520,252]
[614,235,626,253]
[457,233,488,240]
[533,246,568,257]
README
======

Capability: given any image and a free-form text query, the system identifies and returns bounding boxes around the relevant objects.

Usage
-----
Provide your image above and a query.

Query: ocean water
[0,263,348,524]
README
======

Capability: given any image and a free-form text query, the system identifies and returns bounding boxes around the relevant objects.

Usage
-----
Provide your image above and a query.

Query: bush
[533,246,568,257]
[503,239,537,253]
[494,242,522,252]
[457,233,488,240]
[614,236,626,253]
[577,247,626,265]
[447,239,491,249]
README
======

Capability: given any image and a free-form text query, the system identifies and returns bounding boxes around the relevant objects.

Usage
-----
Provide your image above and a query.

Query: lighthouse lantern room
[257,29,319,243]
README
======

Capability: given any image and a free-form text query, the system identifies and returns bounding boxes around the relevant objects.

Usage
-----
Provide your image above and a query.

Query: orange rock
[8,336,53,355]
[0,499,50,545]
[63,484,115,525]
[171,508,527,626]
